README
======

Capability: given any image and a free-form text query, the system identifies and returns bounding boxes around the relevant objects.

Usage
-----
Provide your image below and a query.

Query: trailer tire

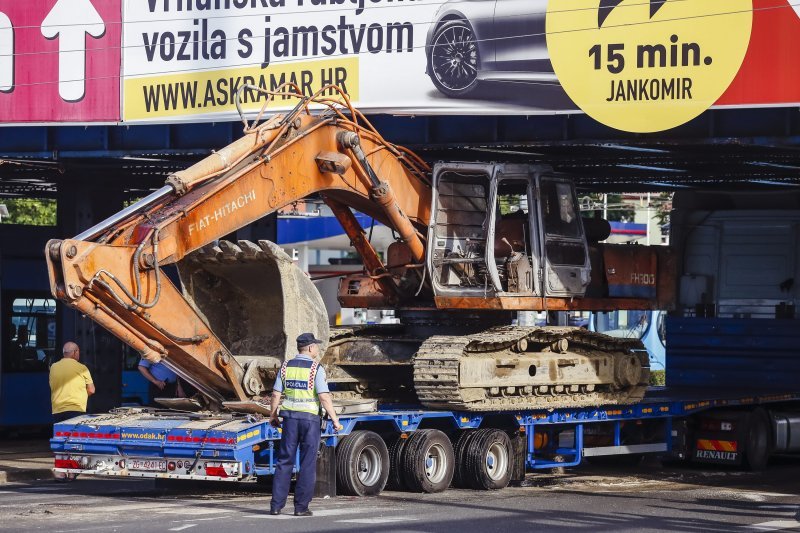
[744,408,772,472]
[336,430,390,496]
[402,429,455,493]
[463,429,513,490]
[385,435,409,491]
[451,429,477,488]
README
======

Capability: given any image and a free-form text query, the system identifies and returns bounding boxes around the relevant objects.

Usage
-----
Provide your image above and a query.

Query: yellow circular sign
[546,0,753,133]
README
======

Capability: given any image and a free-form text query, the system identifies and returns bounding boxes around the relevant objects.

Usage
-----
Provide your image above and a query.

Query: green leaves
[1,198,56,226]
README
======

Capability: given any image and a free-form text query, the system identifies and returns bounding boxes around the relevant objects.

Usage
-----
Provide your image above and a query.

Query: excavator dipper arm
[45,87,432,407]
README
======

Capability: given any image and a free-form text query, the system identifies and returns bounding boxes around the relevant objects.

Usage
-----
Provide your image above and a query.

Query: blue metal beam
[2,107,800,158]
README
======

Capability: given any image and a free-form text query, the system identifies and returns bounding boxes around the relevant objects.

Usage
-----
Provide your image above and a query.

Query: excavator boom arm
[46,90,432,406]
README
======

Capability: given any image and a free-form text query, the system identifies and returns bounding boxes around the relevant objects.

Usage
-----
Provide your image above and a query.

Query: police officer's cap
[296,332,323,349]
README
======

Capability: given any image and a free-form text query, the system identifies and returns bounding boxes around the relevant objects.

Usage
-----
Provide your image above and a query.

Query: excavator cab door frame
[534,172,592,298]
[427,162,500,297]
[486,165,542,297]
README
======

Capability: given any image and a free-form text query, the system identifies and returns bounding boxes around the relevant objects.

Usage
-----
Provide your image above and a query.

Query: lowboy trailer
[51,381,800,495]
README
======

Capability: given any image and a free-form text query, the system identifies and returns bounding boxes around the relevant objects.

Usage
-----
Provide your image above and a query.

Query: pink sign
[0,0,120,123]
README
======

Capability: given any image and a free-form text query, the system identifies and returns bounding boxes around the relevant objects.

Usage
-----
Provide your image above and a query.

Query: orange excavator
[45,85,674,413]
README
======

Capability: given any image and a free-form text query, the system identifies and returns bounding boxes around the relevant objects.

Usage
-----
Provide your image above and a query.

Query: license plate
[128,458,167,472]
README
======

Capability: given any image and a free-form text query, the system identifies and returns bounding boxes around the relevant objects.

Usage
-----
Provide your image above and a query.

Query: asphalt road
[2,459,800,533]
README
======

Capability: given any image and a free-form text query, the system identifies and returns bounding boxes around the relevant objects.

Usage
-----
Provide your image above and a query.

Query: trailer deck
[50,385,800,489]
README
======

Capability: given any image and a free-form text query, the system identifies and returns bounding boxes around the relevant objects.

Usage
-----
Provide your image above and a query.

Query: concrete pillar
[297,244,310,273]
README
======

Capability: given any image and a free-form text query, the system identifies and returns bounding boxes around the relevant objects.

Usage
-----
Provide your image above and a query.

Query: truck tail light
[54,459,81,469]
[700,419,736,432]
[167,461,176,471]
[204,462,239,478]
[204,465,228,478]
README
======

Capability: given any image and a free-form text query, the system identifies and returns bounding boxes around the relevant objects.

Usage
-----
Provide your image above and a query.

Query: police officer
[268,333,343,517]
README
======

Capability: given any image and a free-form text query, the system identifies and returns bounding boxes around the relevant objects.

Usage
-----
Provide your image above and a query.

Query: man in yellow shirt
[49,341,95,422]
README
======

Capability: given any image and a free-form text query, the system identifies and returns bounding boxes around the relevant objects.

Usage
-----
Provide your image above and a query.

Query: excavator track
[413,326,650,411]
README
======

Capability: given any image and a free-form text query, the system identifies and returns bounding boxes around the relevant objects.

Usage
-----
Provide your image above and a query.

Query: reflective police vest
[279,357,320,415]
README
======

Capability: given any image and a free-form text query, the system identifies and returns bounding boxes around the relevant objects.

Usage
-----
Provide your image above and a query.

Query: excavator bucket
[177,240,330,367]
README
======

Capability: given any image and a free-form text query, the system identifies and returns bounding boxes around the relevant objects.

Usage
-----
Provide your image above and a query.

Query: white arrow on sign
[41,0,105,102]
[0,11,12,92]
[792,0,800,20]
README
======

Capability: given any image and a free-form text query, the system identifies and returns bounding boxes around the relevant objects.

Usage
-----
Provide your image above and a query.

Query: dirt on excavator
[178,239,649,412]
[178,239,329,397]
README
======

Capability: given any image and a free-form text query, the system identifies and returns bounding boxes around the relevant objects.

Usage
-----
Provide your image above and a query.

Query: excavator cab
[428,163,591,300]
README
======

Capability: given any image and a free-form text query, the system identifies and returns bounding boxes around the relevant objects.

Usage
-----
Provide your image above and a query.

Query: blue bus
[589,310,666,371]
[0,294,58,428]
[1,293,150,429]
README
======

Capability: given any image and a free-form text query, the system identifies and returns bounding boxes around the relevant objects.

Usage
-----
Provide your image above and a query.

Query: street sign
[0,0,121,123]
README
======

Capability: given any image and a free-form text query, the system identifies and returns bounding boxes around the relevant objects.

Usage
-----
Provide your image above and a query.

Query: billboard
[0,0,121,123]
[121,0,440,122]
[3,1,800,132]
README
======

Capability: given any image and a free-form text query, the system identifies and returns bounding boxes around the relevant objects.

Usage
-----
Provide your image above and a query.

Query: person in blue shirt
[138,358,181,405]
[268,333,342,517]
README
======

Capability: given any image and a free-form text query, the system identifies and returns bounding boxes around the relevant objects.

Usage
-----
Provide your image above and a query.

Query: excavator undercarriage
[180,238,650,412]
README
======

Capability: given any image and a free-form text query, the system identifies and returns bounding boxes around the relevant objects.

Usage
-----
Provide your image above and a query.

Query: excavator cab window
[541,179,582,242]
[430,169,492,292]
[538,178,592,297]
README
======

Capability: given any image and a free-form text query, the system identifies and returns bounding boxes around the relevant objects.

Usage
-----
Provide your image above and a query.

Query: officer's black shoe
[269,508,281,516]
[294,510,313,517]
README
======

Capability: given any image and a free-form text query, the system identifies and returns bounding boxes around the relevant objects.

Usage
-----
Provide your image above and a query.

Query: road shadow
[554,454,800,497]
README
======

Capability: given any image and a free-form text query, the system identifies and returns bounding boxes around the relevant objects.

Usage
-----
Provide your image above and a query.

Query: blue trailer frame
[50,385,800,489]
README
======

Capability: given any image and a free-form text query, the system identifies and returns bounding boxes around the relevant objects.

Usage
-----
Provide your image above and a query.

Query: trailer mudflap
[690,411,748,466]
[510,430,527,483]
[315,444,337,497]
[692,437,741,464]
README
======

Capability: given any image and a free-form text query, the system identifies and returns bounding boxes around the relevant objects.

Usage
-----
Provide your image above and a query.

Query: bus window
[3,296,57,372]
[593,310,650,339]
[657,311,667,346]
[590,309,667,372]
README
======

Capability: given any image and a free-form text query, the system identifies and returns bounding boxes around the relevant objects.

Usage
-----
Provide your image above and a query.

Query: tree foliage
[580,192,673,225]
[653,192,673,226]
[1,198,57,226]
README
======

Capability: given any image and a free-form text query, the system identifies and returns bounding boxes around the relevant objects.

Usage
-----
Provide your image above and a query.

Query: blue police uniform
[270,353,329,514]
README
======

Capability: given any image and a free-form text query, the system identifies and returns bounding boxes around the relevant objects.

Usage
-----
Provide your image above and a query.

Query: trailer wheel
[463,429,512,490]
[402,429,455,493]
[744,408,772,472]
[336,430,390,496]
[385,435,409,491]
[451,429,477,488]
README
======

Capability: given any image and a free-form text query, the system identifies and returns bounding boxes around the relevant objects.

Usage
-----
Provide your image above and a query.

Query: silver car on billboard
[425,0,555,97]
